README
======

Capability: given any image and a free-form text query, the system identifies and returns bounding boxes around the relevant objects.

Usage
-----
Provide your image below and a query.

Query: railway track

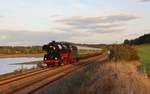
[0,67,54,85]
[0,68,43,81]
[0,53,107,94]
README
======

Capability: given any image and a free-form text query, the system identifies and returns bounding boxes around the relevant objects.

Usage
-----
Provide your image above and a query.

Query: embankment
[33,59,150,94]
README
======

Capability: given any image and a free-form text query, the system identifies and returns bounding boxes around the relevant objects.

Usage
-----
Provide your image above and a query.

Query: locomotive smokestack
[52,40,56,43]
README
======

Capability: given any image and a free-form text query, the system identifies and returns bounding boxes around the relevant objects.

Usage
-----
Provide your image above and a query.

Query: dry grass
[83,61,150,94]
[108,45,139,61]
[34,60,150,94]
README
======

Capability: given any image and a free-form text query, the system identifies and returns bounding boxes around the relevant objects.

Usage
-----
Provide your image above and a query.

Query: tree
[124,39,130,44]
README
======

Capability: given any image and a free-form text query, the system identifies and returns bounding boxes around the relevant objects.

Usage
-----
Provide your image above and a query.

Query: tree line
[124,33,150,45]
[0,46,43,54]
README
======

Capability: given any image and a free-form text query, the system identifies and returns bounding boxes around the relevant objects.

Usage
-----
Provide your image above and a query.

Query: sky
[0,0,150,46]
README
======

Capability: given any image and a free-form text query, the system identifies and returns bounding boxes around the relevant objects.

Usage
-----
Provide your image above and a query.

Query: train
[42,41,102,67]
[42,41,78,67]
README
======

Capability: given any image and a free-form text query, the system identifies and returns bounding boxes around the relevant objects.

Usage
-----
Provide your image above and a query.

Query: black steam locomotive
[42,41,78,67]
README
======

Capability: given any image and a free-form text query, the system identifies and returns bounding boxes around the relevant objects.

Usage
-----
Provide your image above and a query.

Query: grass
[108,45,139,61]
[136,45,150,73]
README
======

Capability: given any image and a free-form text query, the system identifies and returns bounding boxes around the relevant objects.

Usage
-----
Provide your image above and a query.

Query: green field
[136,45,150,72]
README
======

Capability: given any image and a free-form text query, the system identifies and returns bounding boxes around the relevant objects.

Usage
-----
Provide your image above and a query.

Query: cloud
[140,0,150,2]
[55,13,141,33]
[0,30,77,46]
[132,0,150,2]
[0,15,4,18]
[0,29,94,46]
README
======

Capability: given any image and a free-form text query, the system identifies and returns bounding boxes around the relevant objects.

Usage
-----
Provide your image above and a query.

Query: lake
[0,57,42,75]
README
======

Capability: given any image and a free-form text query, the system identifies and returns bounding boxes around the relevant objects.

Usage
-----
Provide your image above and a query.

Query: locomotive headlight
[55,57,58,60]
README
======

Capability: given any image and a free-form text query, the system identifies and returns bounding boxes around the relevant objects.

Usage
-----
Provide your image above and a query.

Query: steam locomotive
[42,41,78,67]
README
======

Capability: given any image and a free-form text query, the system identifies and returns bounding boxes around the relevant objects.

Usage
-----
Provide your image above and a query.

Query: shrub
[108,45,139,61]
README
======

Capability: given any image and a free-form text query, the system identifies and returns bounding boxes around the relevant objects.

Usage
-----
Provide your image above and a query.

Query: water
[0,57,42,75]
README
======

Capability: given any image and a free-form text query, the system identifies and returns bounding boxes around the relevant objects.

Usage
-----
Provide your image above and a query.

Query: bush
[108,45,139,61]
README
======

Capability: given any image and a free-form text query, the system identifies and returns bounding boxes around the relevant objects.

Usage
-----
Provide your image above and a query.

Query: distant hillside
[0,46,43,55]
[124,33,150,45]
